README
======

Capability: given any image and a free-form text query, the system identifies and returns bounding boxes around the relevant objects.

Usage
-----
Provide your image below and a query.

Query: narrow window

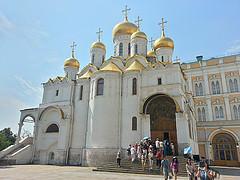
[158,78,162,85]
[79,85,83,100]
[128,43,131,56]
[119,43,123,56]
[161,56,164,62]
[132,78,137,95]
[202,108,206,121]
[233,105,238,120]
[197,108,202,121]
[215,107,219,119]
[212,81,216,94]
[238,105,240,119]
[92,54,95,64]
[56,90,59,96]
[134,44,138,54]
[216,81,220,94]
[46,124,59,133]
[229,79,234,92]
[234,79,238,92]
[102,55,105,64]
[132,117,137,131]
[219,106,224,118]
[199,83,203,96]
[96,78,104,96]
[195,83,199,96]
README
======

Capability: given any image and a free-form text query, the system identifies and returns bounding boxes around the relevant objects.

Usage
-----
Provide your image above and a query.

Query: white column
[203,73,210,95]
[142,114,150,138]
[221,72,227,93]
[188,75,193,93]
[206,98,213,121]
[224,96,231,120]
[16,121,24,144]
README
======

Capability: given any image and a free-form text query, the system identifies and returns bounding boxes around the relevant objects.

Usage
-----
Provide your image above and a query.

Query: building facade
[4,10,240,167]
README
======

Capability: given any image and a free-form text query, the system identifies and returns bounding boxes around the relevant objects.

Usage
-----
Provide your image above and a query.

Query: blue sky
[0,0,240,134]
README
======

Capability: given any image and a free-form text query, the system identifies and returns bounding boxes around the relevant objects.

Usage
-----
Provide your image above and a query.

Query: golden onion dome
[64,57,80,69]
[112,21,138,38]
[153,35,174,50]
[91,41,106,51]
[131,30,147,40]
[147,50,156,57]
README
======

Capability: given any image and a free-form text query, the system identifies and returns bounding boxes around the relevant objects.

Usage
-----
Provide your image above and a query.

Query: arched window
[219,106,224,118]
[49,152,54,160]
[233,105,238,120]
[197,108,202,121]
[46,124,59,133]
[202,107,206,121]
[119,43,123,56]
[212,81,216,94]
[91,54,95,64]
[96,78,104,96]
[229,79,234,92]
[195,84,199,96]
[128,43,131,56]
[216,81,220,94]
[199,83,203,96]
[132,78,137,95]
[234,79,238,92]
[134,44,138,54]
[102,55,105,63]
[215,106,219,119]
[132,117,137,131]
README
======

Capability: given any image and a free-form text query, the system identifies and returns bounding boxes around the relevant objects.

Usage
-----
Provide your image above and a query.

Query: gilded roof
[100,62,122,73]
[112,21,138,38]
[91,41,106,51]
[64,57,80,69]
[79,69,93,79]
[125,60,145,72]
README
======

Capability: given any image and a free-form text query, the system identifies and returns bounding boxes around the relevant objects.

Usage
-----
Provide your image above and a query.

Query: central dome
[112,21,138,38]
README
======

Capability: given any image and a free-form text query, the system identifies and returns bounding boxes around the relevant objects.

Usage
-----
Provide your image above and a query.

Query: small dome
[131,30,147,40]
[91,41,106,51]
[153,35,174,50]
[112,21,138,38]
[147,50,156,57]
[64,57,80,69]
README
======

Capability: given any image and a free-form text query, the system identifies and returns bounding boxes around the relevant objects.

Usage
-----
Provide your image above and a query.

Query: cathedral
[1,6,240,167]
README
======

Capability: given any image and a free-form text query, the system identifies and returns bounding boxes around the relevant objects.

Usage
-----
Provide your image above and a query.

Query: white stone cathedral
[1,7,240,167]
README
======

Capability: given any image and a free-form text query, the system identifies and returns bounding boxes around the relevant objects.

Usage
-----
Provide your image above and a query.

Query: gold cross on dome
[149,37,155,49]
[158,18,168,36]
[96,28,103,42]
[70,41,77,58]
[135,16,143,29]
[122,5,131,21]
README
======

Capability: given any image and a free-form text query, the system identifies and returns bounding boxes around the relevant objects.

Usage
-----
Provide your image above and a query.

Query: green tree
[0,128,16,151]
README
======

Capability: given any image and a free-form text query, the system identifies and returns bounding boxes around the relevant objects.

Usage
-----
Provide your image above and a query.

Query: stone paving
[0,165,239,180]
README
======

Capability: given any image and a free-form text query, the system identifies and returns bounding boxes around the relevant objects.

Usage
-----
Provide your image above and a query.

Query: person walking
[148,149,154,171]
[116,151,121,167]
[127,144,131,160]
[156,149,162,169]
[196,161,214,180]
[186,157,195,180]
[130,145,136,163]
[170,157,179,180]
[161,156,170,180]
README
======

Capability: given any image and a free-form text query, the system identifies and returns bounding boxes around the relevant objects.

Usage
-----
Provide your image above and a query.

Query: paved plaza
[0,165,240,180]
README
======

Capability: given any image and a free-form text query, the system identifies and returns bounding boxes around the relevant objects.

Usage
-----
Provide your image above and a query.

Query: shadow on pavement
[213,167,240,177]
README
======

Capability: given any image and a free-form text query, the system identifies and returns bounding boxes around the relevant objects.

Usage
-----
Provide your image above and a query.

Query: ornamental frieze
[211,96,224,105]
[229,94,240,103]
[193,98,206,106]
[208,73,221,80]
[192,75,204,82]
[225,71,239,77]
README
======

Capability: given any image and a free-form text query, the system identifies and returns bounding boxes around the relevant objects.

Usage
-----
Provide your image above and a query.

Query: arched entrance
[143,94,178,153]
[212,133,238,166]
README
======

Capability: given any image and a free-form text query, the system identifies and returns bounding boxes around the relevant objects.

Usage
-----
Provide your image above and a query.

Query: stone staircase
[93,156,188,177]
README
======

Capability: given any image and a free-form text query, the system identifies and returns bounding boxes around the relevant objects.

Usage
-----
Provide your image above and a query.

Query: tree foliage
[0,128,16,151]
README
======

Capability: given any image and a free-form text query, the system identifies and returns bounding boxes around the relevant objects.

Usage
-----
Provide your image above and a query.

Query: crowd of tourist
[115,137,220,180]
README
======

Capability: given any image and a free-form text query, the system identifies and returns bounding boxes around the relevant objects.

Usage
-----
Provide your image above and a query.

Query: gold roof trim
[125,60,145,72]
[100,62,122,73]
[79,70,93,79]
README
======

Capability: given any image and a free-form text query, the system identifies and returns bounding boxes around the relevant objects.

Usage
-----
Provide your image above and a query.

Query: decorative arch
[21,114,35,124]
[208,129,239,143]
[46,124,59,133]
[39,106,64,121]
[143,93,181,114]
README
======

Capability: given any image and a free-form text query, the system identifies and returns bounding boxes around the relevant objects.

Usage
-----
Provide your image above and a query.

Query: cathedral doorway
[212,133,239,166]
[143,94,178,154]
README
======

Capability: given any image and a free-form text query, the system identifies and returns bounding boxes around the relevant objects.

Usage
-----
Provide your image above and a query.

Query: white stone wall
[114,35,131,58]
[130,37,147,57]
[156,47,173,63]
[90,47,106,68]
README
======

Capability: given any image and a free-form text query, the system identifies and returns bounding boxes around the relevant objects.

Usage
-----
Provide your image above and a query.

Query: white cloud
[14,76,42,100]
[226,40,240,54]
[0,12,15,33]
